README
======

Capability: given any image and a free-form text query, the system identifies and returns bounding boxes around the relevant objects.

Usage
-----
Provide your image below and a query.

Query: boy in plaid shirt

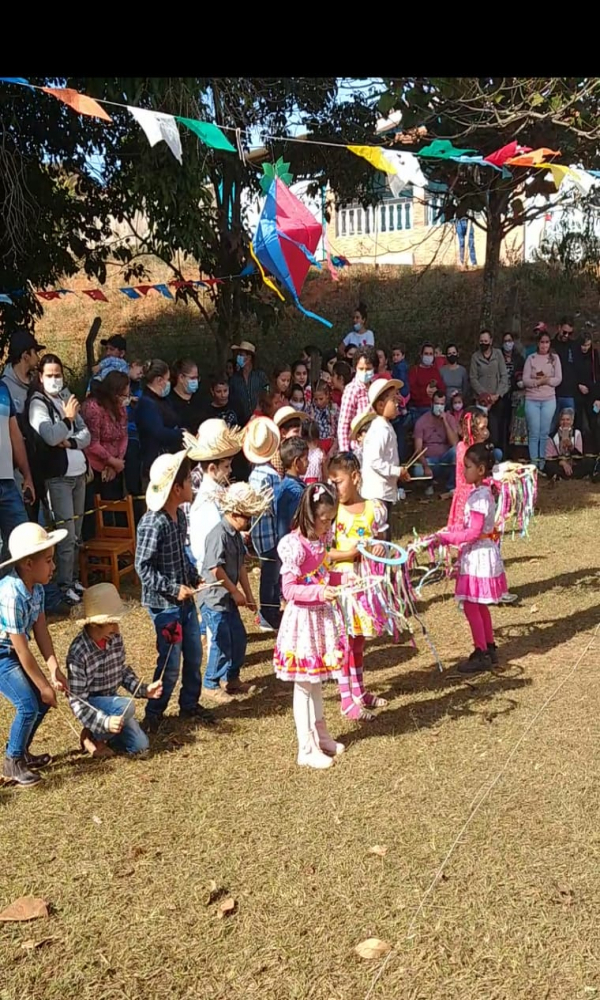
[245,417,282,632]
[135,451,214,734]
[67,583,163,757]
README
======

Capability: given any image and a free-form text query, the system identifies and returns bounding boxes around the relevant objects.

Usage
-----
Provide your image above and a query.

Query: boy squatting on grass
[0,523,69,787]
[66,583,163,757]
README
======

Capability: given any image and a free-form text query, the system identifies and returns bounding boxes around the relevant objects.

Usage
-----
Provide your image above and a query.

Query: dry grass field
[1,480,599,1000]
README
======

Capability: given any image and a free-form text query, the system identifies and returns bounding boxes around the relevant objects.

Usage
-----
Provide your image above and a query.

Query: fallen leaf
[114,866,134,879]
[92,815,102,826]
[217,897,237,918]
[206,880,222,906]
[21,937,56,951]
[530,604,539,613]
[129,846,146,859]
[0,897,49,922]
[354,938,392,960]
[367,845,388,858]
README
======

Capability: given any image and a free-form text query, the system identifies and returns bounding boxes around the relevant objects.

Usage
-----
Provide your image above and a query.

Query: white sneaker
[425,486,434,497]
[64,587,82,604]
[297,733,334,769]
[73,582,85,595]
[499,592,519,604]
[397,488,406,501]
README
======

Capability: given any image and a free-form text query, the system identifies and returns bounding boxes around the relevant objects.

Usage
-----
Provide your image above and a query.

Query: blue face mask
[422,355,434,366]
[594,402,600,415]
[236,354,246,370]
[353,322,362,332]
[356,369,374,384]
[161,382,171,398]
[186,379,199,394]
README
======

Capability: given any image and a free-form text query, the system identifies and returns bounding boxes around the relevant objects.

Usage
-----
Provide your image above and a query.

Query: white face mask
[432,403,445,417]
[290,401,304,411]
[43,375,63,396]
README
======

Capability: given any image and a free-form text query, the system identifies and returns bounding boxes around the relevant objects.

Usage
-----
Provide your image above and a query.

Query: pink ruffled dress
[442,485,507,605]
[274,531,349,682]
[447,440,472,529]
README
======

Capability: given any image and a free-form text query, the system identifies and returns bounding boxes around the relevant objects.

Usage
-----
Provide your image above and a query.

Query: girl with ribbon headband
[274,482,352,769]
[447,407,491,530]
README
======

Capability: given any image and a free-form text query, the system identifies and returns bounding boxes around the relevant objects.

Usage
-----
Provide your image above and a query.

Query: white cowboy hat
[368,377,404,408]
[219,482,274,518]
[350,410,377,441]
[0,522,68,570]
[231,340,256,354]
[79,582,126,625]
[274,405,309,427]
[184,420,243,462]
[146,450,188,511]
[243,417,280,465]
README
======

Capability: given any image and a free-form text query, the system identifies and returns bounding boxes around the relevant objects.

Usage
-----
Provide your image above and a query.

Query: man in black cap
[0,330,45,414]
[100,334,127,359]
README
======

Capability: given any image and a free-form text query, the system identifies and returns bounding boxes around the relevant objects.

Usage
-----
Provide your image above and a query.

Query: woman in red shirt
[81,371,130,538]
[408,342,445,421]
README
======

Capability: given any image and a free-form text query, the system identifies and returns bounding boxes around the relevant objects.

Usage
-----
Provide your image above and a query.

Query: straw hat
[184,420,243,462]
[146,450,188,511]
[219,482,274,518]
[274,405,309,428]
[231,340,256,354]
[0,522,68,570]
[80,583,126,625]
[368,377,403,408]
[350,410,377,441]
[243,417,280,464]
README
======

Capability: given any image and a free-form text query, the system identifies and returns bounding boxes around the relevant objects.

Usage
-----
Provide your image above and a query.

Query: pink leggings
[463,601,494,651]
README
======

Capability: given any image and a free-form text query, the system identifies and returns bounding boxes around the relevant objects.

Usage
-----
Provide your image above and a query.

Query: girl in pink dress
[436,443,507,674]
[274,484,350,769]
[447,408,490,529]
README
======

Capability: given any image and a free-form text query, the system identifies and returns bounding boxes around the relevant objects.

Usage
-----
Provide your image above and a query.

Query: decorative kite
[250,178,332,327]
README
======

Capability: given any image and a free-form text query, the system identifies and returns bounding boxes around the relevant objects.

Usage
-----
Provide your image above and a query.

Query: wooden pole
[85,316,102,376]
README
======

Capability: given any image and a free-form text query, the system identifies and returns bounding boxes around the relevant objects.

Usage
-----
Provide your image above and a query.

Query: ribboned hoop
[357,539,409,567]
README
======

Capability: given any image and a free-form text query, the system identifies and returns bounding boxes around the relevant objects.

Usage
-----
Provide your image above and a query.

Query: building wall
[326,188,524,269]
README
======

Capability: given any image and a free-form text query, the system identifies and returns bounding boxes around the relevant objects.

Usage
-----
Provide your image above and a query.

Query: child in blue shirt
[275,437,308,543]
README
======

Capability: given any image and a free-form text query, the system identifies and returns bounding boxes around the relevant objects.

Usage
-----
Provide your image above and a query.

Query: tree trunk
[479,210,503,332]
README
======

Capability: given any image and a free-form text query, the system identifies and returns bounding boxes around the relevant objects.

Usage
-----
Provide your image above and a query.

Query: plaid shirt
[248,462,280,555]
[67,628,147,732]
[0,572,44,650]
[338,378,371,451]
[135,508,199,610]
[228,368,270,424]
[307,401,339,440]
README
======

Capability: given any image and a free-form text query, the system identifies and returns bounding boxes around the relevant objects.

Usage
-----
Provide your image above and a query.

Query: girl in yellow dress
[327,452,389,721]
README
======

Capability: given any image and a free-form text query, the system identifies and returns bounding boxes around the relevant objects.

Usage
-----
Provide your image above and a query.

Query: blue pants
[87,695,149,754]
[391,415,409,462]
[0,479,28,565]
[456,217,477,266]
[415,446,457,490]
[202,606,247,689]
[146,601,203,719]
[259,548,281,629]
[0,651,50,758]
[525,398,556,469]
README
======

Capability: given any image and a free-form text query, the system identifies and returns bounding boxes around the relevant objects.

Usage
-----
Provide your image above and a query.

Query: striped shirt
[67,628,147,732]
[0,572,44,650]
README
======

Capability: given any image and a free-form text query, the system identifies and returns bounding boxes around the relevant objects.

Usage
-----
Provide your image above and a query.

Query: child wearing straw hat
[361,378,410,539]
[67,583,163,757]
[0,522,68,787]
[245,417,282,632]
[135,451,214,733]
[184,420,243,574]
[199,482,273,704]
[349,410,376,468]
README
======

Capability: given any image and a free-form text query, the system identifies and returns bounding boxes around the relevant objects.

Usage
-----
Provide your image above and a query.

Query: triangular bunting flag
[0,77,32,88]
[120,288,141,299]
[176,117,236,152]
[41,87,112,122]
[0,293,14,305]
[347,145,397,175]
[82,289,108,302]
[380,149,427,194]
[506,148,560,166]
[135,285,154,296]
[153,284,174,299]
[36,290,62,301]
[484,141,531,167]
[419,139,476,159]
[128,107,182,164]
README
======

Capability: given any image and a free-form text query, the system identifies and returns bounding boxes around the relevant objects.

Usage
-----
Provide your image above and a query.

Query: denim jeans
[525,398,556,468]
[391,415,409,463]
[0,478,28,564]
[202,605,247,689]
[414,446,457,490]
[456,217,477,266]
[46,474,86,589]
[259,549,281,629]
[0,651,49,758]
[87,695,149,754]
[146,601,203,719]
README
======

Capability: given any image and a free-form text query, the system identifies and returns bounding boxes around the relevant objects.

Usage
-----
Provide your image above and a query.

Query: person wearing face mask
[338,301,375,354]
[408,343,445,422]
[134,359,184,480]
[413,390,459,495]
[469,331,509,450]
[228,341,270,427]
[81,371,130,541]
[440,344,469,402]
[522,333,562,471]
[337,346,377,452]
[27,354,91,605]
[551,316,580,422]
[573,331,600,448]
[499,332,525,456]
[289,384,306,413]
[168,358,202,434]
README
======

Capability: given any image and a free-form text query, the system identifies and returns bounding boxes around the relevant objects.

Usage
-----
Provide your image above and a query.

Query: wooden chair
[79,494,137,592]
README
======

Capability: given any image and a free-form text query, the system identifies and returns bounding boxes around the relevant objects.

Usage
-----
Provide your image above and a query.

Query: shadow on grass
[495,601,600,663]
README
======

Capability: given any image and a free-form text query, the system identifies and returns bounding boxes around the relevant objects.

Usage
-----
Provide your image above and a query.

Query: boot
[297,732,334,769]
[2,755,41,787]
[79,729,116,758]
[23,750,52,769]
[314,720,345,757]
[458,649,492,674]
[487,643,499,666]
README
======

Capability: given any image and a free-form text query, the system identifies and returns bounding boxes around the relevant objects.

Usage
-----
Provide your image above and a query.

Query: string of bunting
[0,275,257,308]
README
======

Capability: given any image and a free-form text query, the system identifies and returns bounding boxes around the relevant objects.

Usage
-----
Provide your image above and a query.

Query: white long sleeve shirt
[361,416,402,502]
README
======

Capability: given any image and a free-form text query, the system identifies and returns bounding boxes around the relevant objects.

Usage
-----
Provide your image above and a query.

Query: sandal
[360,692,388,709]
[341,702,374,722]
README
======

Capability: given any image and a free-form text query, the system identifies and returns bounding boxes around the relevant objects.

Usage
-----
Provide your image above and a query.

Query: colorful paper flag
[0,293,14,305]
[134,285,154,296]
[419,139,476,159]
[484,141,531,167]
[380,149,427,194]
[120,287,141,299]
[36,290,62,301]
[153,283,174,299]
[128,108,182,164]
[506,148,560,166]
[176,117,235,152]
[82,289,108,302]
[0,77,32,88]
[41,87,112,122]
[347,145,398,175]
